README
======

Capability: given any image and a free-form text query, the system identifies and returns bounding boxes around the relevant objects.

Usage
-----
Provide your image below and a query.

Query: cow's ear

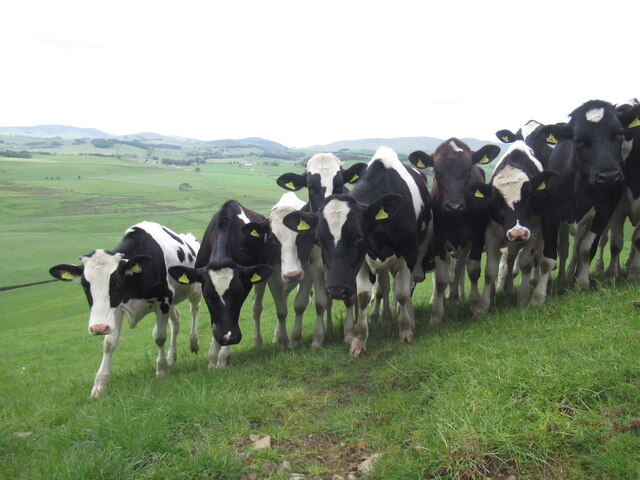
[527,170,560,195]
[408,150,433,169]
[495,129,516,144]
[241,220,269,239]
[472,144,501,165]
[168,266,201,285]
[283,211,318,234]
[242,264,273,284]
[366,193,403,223]
[276,172,307,191]
[342,162,367,183]
[620,105,640,130]
[537,123,572,144]
[119,255,152,276]
[49,264,83,281]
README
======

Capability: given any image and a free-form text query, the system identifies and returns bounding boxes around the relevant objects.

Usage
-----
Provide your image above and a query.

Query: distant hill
[0,125,112,139]
[307,136,499,154]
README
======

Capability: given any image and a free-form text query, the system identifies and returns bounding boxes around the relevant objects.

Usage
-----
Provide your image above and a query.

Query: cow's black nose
[595,169,624,185]
[444,201,465,212]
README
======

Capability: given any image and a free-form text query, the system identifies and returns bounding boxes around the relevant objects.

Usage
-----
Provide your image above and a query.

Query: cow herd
[49,98,640,397]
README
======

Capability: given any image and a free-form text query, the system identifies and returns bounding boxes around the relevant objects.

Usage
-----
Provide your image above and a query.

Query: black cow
[496,120,556,168]
[535,99,625,292]
[168,201,271,368]
[49,221,202,397]
[408,138,500,324]
[467,141,558,308]
[283,146,431,356]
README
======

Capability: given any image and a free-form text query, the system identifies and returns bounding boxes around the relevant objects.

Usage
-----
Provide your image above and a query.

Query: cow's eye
[354,234,364,246]
[613,130,624,141]
[574,138,590,149]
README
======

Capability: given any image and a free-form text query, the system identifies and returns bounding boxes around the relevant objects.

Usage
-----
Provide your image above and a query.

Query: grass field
[1,153,639,480]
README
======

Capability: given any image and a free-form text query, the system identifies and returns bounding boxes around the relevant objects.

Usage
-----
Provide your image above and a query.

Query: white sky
[2,0,638,148]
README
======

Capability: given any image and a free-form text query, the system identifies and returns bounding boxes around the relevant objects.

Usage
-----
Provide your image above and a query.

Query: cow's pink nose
[283,271,303,283]
[90,324,112,335]
[507,228,530,242]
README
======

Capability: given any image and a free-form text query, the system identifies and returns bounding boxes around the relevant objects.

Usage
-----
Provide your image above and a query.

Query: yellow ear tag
[537,181,546,191]
[416,160,425,168]
[502,136,510,142]
[61,271,74,280]
[350,174,359,182]
[251,273,262,283]
[285,181,296,190]
[479,155,490,165]
[178,273,190,284]
[546,133,558,144]
[375,207,389,220]
[628,117,640,128]
[475,190,485,198]
[297,219,310,231]
[130,263,142,274]
[250,229,259,237]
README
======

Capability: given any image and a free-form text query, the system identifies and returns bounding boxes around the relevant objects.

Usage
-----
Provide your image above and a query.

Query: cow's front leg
[267,274,290,349]
[188,288,201,353]
[394,260,413,343]
[291,273,313,347]
[429,255,448,326]
[350,264,372,357]
[167,305,180,365]
[252,281,267,349]
[208,335,231,369]
[90,310,124,398]
[153,312,170,377]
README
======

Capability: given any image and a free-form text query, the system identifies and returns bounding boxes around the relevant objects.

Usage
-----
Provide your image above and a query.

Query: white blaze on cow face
[586,107,605,123]
[208,268,235,304]
[323,198,351,247]
[81,249,124,335]
[520,120,542,140]
[492,165,530,209]
[237,206,251,224]
[270,192,307,280]
[306,153,342,197]
[449,140,463,152]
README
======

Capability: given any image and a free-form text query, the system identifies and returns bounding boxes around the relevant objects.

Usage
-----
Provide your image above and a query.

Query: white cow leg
[267,276,290,349]
[394,260,413,343]
[627,224,640,278]
[311,276,329,348]
[429,256,448,326]
[188,290,201,353]
[556,222,570,290]
[478,245,500,317]
[153,313,170,377]
[606,217,625,278]
[252,281,266,349]
[377,269,392,331]
[467,259,482,317]
[517,246,534,306]
[208,334,231,369]
[350,264,372,357]
[292,274,313,347]
[595,228,608,273]
[531,256,555,305]
[90,310,124,398]
[167,305,180,365]
[343,296,355,345]
[576,231,597,290]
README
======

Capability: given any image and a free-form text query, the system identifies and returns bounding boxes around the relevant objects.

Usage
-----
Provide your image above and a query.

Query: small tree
[179,183,192,191]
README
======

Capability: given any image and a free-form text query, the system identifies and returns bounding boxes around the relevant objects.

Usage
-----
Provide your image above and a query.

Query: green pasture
[1,153,639,479]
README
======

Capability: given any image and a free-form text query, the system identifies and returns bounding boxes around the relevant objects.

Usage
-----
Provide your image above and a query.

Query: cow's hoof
[90,385,106,398]
[190,339,200,354]
[167,352,177,366]
[349,340,366,357]
[399,330,413,343]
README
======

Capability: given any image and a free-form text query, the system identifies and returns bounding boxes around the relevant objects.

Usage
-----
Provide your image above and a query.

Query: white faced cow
[49,221,202,397]
[467,141,558,308]
[496,120,556,168]
[408,138,501,324]
[283,147,431,356]
[167,201,272,368]
[243,192,329,348]
[535,100,625,292]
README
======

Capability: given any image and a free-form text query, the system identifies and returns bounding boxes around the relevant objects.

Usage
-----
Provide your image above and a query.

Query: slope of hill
[0,125,112,139]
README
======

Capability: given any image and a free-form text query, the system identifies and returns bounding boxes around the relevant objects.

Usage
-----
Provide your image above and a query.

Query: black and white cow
[594,101,640,277]
[467,141,558,308]
[283,146,431,356]
[535,99,625,291]
[243,192,329,348]
[167,201,272,368]
[49,221,202,397]
[408,138,500,324]
[276,153,368,340]
[496,120,555,168]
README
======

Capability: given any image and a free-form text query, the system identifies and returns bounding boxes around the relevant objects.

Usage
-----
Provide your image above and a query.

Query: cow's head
[276,153,367,212]
[242,192,313,284]
[409,139,500,213]
[616,102,640,161]
[466,143,558,242]
[49,250,152,335]
[538,100,624,186]
[496,120,556,165]
[283,193,402,300]
[168,261,271,346]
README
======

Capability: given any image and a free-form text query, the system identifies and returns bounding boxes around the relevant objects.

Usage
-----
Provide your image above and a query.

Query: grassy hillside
[0,151,638,480]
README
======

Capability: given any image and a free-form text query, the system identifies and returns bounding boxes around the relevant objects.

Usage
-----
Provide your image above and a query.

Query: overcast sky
[2,0,638,148]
